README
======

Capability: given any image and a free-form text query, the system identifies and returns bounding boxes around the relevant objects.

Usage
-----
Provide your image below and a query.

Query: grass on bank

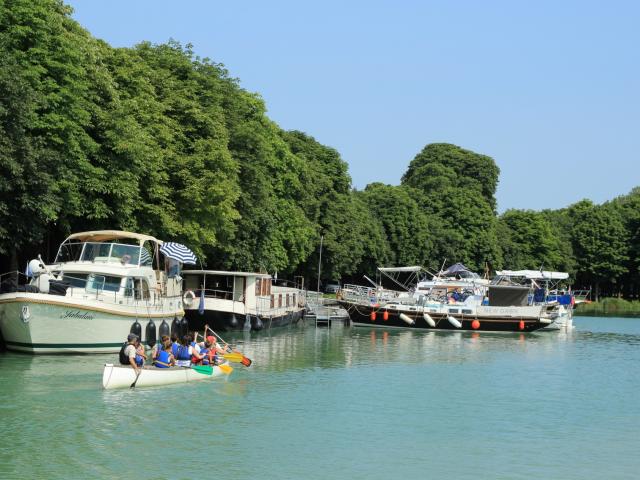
[576,297,640,316]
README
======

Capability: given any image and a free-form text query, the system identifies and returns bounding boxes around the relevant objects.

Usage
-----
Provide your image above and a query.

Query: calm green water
[1,316,639,480]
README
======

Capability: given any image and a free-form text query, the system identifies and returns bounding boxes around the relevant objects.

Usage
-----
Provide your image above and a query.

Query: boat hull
[185,308,304,332]
[338,302,550,333]
[0,293,182,354]
[102,363,228,389]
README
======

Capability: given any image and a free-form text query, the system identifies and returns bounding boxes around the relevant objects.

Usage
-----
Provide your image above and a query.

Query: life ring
[183,290,196,306]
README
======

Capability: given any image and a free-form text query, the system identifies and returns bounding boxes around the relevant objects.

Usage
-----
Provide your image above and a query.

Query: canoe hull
[102,363,228,389]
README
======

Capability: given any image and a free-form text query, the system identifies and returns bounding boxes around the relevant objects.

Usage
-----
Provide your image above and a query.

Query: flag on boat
[159,242,198,265]
[198,288,205,315]
[140,248,152,266]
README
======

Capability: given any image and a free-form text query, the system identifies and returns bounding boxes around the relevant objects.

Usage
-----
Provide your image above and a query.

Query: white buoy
[399,313,415,325]
[423,312,436,327]
[447,315,462,328]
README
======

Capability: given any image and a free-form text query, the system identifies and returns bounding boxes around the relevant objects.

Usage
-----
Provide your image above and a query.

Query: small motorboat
[102,362,232,390]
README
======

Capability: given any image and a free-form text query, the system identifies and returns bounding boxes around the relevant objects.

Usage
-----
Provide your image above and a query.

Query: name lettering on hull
[60,310,95,320]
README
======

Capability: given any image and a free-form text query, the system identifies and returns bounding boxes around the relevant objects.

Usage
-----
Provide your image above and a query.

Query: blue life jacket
[135,354,144,367]
[155,349,171,368]
[176,345,191,361]
[171,342,179,357]
[200,348,211,365]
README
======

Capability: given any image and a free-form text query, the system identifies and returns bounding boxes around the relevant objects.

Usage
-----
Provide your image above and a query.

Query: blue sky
[66,0,639,212]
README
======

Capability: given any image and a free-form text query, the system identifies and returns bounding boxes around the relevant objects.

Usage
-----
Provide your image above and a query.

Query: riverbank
[575,297,640,317]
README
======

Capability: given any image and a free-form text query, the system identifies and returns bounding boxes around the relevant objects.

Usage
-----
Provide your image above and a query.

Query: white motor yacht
[0,231,184,353]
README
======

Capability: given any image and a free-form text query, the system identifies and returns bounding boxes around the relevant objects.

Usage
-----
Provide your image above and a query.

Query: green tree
[498,209,573,273]
[401,143,502,271]
[360,183,435,269]
[569,200,628,300]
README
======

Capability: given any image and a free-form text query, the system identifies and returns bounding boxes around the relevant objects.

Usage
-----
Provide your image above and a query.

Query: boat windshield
[55,242,150,266]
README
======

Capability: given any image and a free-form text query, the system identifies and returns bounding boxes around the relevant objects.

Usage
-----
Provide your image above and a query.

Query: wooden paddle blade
[222,352,244,362]
[218,364,233,375]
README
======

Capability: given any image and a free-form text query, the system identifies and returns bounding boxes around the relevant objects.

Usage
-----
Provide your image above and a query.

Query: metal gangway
[304,291,349,327]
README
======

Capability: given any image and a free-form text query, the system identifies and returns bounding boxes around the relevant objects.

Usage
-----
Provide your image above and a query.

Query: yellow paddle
[222,352,244,363]
[204,325,253,367]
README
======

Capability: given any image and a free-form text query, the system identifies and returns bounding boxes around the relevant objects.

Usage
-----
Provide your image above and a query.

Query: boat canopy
[63,230,161,246]
[496,270,569,280]
[378,266,422,273]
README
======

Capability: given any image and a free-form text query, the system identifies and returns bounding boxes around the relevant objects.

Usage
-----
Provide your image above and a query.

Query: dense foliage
[1,0,638,300]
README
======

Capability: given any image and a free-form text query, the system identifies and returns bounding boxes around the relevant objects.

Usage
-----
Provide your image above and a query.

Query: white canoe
[102,363,231,390]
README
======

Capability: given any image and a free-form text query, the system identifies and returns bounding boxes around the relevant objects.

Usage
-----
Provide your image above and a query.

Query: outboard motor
[159,319,170,339]
[130,320,142,338]
[145,319,156,347]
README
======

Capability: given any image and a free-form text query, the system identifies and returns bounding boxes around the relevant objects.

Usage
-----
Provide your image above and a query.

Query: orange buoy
[471,320,480,330]
[383,310,389,321]
[518,320,525,330]
[370,311,376,321]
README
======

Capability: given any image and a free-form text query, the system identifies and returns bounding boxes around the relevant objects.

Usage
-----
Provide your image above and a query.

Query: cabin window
[270,295,274,308]
[81,243,111,262]
[292,294,296,306]
[462,309,472,314]
[255,279,261,296]
[62,273,88,288]
[124,278,135,297]
[86,274,122,293]
[278,294,282,307]
[286,294,290,307]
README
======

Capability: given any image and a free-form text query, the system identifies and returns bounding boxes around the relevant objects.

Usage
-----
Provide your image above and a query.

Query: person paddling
[134,337,147,367]
[175,334,196,367]
[119,334,140,374]
[153,335,175,368]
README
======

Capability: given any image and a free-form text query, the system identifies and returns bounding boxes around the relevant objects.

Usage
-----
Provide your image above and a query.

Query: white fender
[37,273,50,294]
[447,315,462,328]
[423,312,436,328]
[399,313,415,325]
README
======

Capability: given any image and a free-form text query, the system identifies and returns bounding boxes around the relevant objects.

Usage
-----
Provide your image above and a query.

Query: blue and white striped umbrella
[159,242,198,265]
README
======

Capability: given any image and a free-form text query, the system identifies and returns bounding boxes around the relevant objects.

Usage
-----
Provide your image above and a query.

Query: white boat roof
[496,270,569,280]
[378,266,422,273]
[63,230,161,246]
[183,269,271,278]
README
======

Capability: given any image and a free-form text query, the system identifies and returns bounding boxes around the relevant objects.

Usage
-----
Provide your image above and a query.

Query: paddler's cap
[206,335,216,343]
[127,333,138,342]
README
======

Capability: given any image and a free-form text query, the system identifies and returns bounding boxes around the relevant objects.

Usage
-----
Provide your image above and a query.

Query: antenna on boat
[316,234,323,295]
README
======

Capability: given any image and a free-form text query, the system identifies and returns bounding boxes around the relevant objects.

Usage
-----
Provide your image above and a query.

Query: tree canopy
[1,0,638,300]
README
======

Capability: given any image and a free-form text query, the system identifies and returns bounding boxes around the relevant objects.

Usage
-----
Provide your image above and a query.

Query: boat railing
[572,289,591,303]
[340,284,383,304]
[196,287,234,301]
[194,286,305,317]
[27,272,180,309]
